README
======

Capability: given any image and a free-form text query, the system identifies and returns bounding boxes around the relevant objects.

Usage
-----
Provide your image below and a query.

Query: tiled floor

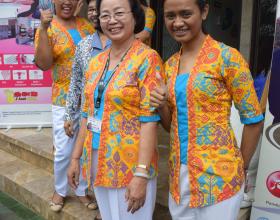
[0,191,44,220]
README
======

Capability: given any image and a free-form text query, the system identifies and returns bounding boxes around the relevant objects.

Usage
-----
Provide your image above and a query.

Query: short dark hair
[86,0,95,4]
[163,0,209,13]
[96,0,145,34]
[196,0,209,13]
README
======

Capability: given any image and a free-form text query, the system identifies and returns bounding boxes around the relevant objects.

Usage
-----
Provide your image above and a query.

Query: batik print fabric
[34,18,94,106]
[165,35,264,207]
[81,40,164,188]
[144,7,156,34]
[65,32,111,121]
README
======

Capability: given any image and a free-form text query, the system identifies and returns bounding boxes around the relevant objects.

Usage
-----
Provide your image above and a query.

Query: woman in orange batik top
[67,0,164,219]
[34,0,95,212]
[150,0,264,219]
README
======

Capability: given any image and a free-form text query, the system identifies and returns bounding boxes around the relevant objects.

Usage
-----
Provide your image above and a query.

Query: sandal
[49,192,64,212]
[49,201,64,212]
[83,200,98,210]
[94,211,102,220]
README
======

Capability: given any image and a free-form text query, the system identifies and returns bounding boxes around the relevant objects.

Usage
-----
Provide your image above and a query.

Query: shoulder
[164,52,180,79]
[209,36,247,65]
[206,36,248,68]
[134,41,162,62]
[164,52,180,68]
[77,34,94,48]
[89,49,108,67]
[76,17,95,32]
[76,17,90,24]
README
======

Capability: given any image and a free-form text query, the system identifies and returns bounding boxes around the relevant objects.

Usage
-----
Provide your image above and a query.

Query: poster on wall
[251,1,280,219]
[0,0,52,128]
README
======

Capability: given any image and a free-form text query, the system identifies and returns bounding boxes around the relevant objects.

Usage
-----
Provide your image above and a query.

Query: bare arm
[126,121,157,213]
[34,9,53,70]
[135,30,151,43]
[67,117,87,189]
[158,105,171,132]
[72,117,87,158]
[138,121,158,167]
[240,121,264,170]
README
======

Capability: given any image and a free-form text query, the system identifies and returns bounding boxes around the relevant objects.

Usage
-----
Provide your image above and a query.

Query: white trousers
[169,165,244,220]
[52,105,87,197]
[91,150,157,220]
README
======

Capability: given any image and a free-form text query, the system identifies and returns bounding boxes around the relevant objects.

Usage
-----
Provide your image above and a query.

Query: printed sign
[0,1,52,128]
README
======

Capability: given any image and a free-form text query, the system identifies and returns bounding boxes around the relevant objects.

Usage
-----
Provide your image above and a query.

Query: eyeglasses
[88,8,97,13]
[99,11,132,23]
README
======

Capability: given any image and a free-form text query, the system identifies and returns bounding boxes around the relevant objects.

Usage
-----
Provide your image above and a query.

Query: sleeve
[138,51,165,122]
[82,59,94,119]
[64,44,83,121]
[222,48,264,124]
[144,7,156,34]
[34,26,53,50]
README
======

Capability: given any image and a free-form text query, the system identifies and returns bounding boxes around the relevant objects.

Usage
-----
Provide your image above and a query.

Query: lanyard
[95,47,131,109]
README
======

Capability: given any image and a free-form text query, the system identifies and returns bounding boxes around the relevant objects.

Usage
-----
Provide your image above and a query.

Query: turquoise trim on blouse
[241,114,264,125]
[139,115,160,122]
[144,27,152,34]
[82,112,88,118]
[68,29,82,46]
[175,74,190,165]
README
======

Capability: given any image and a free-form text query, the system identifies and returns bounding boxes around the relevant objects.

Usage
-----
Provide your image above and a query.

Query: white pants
[52,105,87,197]
[169,165,244,220]
[91,150,157,220]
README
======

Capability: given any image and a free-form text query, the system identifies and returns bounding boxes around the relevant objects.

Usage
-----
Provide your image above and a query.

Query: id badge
[87,116,102,133]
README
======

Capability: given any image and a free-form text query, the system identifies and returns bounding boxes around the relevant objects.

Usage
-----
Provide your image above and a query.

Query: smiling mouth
[109,27,122,34]
[61,5,73,14]
[174,29,189,34]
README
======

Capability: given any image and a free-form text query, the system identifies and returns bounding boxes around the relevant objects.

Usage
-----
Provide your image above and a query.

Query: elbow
[35,59,52,71]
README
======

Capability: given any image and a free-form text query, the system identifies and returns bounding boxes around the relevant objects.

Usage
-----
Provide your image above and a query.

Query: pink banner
[0,2,52,104]
[0,1,52,128]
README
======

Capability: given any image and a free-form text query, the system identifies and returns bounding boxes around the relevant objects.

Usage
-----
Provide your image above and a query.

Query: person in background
[34,0,94,212]
[67,0,164,219]
[150,0,264,219]
[64,0,111,142]
[64,0,111,218]
[135,0,156,46]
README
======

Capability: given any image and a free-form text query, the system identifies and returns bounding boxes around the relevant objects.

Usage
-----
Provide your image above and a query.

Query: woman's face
[164,0,208,44]
[53,0,78,20]
[99,0,135,43]
[88,0,97,26]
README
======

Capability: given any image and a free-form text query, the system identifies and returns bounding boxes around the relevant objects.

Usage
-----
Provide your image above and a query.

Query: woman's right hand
[150,85,168,109]
[39,9,53,30]
[67,159,80,190]
[64,120,74,137]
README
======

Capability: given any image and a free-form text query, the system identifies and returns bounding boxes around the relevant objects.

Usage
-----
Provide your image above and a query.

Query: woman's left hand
[125,176,148,214]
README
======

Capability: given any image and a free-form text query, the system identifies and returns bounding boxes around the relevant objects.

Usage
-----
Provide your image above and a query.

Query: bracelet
[136,164,149,171]
[133,172,150,180]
